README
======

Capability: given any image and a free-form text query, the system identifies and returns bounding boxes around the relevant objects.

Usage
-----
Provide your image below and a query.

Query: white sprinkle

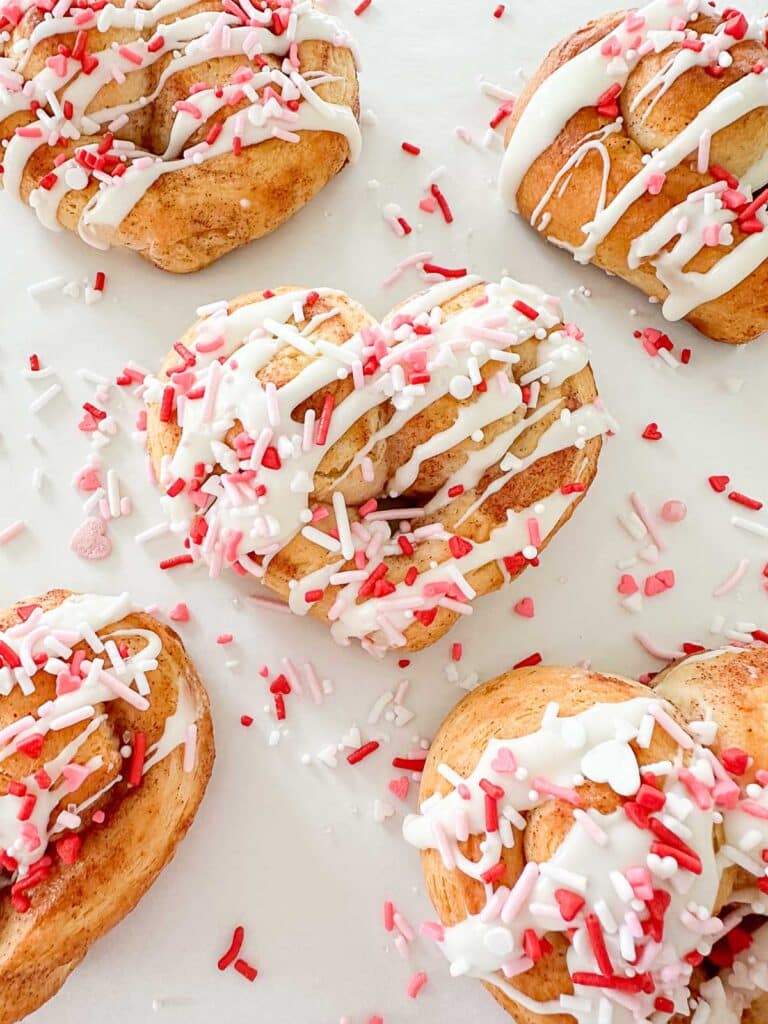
[732,515,768,539]
[29,383,62,414]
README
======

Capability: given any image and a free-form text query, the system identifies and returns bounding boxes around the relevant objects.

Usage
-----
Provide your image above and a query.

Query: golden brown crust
[0,589,214,1023]
[1,8,359,272]
[505,11,768,344]
[146,282,603,652]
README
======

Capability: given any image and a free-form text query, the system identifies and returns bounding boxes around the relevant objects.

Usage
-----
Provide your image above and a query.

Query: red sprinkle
[401,142,420,156]
[347,740,380,765]
[234,959,258,982]
[493,3,504,16]
[708,475,730,493]
[392,757,426,772]
[422,262,467,279]
[159,385,175,423]
[353,0,371,13]
[728,491,763,511]
[218,926,245,971]
[513,300,539,321]
[128,731,146,787]
[159,554,194,570]
[513,652,542,669]
[314,393,335,446]
[430,183,454,223]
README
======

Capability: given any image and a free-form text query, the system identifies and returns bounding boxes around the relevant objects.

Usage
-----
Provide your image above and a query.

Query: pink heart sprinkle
[624,12,645,31]
[388,776,410,801]
[56,671,82,696]
[513,597,535,618]
[70,516,112,560]
[171,370,196,393]
[600,35,621,56]
[644,574,666,597]
[78,412,98,432]
[617,574,639,596]
[490,747,517,773]
[419,196,437,214]
[73,466,101,492]
[62,763,90,793]
[656,569,675,589]
[169,602,190,622]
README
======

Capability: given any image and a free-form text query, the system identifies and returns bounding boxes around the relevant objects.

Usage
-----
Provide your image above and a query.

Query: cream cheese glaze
[404,656,768,1023]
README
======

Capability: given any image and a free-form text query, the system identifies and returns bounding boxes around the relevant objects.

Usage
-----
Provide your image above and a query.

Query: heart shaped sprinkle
[580,739,640,797]
[491,747,518,774]
[708,475,730,493]
[388,776,410,801]
[513,597,535,618]
[642,422,662,441]
[617,574,638,595]
[269,674,291,696]
[70,517,112,560]
[73,466,101,492]
[554,888,585,922]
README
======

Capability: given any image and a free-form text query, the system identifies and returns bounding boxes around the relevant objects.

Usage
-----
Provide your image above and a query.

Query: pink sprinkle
[393,911,415,942]
[646,171,666,195]
[739,799,768,820]
[169,602,190,622]
[407,972,428,999]
[703,223,722,247]
[660,500,686,523]
[513,597,534,618]
[531,777,581,805]
[195,335,225,354]
[630,491,666,552]
[420,920,445,942]
[418,196,437,214]
[92,810,106,824]
[501,862,539,923]
[649,703,694,750]
[216,633,233,644]
[118,45,143,65]
[526,517,541,548]
[0,520,26,545]
[713,558,750,598]
[383,900,395,932]
[679,768,713,809]
[61,762,91,792]
[183,724,197,773]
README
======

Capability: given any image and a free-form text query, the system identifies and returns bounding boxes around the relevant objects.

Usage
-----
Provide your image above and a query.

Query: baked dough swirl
[144,276,612,654]
[0,589,214,1023]
[0,0,360,270]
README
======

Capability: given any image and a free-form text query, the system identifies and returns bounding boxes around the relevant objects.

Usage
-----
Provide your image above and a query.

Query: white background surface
[1,0,768,1021]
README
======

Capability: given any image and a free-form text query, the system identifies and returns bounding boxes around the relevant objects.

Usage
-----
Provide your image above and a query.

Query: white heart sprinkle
[580,739,640,797]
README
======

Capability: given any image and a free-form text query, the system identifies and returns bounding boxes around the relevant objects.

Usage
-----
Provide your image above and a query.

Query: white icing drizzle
[0,593,199,887]
[144,276,612,654]
[404,655,768,1023]
[0,0,361,245]
[499,0,768,322]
